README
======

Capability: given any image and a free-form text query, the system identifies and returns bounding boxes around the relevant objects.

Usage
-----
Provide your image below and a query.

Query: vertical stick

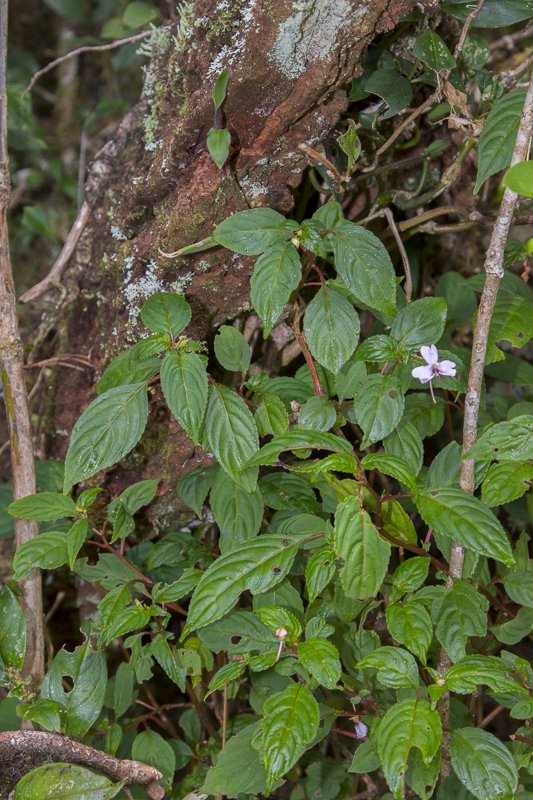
[438,72,533,778]
[0,0,44,690]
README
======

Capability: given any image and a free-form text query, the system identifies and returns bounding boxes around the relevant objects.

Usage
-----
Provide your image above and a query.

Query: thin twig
[22,29,168,96]
[383,209,412,301]
[438,71,533,779]
[479,703,505,729]
[19,201,90,303]
[291,303,324,396]
[0,0,44,692]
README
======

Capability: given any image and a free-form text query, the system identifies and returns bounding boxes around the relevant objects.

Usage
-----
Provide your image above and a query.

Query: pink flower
[411,345,456,384]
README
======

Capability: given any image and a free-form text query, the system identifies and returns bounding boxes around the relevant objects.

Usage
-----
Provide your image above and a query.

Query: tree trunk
[33,0,432,516]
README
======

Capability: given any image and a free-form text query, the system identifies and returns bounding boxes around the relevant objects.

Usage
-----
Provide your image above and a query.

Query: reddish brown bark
[32,0,434,508]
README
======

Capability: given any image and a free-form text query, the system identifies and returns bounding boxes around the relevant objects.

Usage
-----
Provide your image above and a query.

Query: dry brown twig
[19,201,90,303]
[438,69,533,778]
[0,731,164,800]
[0,0,44,690]
[22,28,170,97]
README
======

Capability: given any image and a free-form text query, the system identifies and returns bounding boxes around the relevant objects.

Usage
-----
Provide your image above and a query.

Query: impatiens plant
[2,6,533,800]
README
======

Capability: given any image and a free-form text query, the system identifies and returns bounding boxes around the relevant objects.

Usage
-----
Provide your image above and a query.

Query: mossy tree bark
[36,0,434,511]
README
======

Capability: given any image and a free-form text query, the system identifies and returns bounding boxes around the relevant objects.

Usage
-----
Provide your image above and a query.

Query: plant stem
[0,0,44,693]
[438,70,533,779]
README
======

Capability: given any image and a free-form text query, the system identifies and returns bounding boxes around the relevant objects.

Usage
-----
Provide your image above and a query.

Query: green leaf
[63,383,149,492]
[485,296,533,363]
[303,284,360,374]
[210,468,264,551]
[214,325,251,372]
[7,492,76,521]
[362,453,418,495]
[95,349,159,394]
[183,535,301,634]
[330,222,396,314]
[152,568,203,603]
[466,415,533,462]
[176,464,216,517]
[140,291,191,337]
[384,422,424,476]
[212,67,229,109]
[416,488,514,566]
[213,208,297,255]
[353,374,404,448]
[413,31,456,71]
[305,546,336,602]
[18,699,62,733]
[335,496,390,599]
[257,605,301,640]
[444,655,527,694]
[13,763,122,800]
[403,392,444,438]
[338,119,362,172]
[357,645,419,688]
[391,557,430,600]
[205,384,259,491]
[112,661,134,717]
[41,643,106,737]
[67,518,89,570]
[151,634,187,690]
[451,728,518,800]
[246,428,352,468]
[260,683,320,787]
[503,570,533,607]
[386,601,432,663]
[377,699,441,800]
[390,297,447,353]
[475,89,527,193]
[13,531,69,580]
[123,0,159,28]
[205,659,248,697]
[432,580,488,663]
[161,351,207,445]
[364,67,413,117]
[349,739,381,773]
[250,242,301,335]
[482,461,533,507]
[503,160,533,197]
[0,587,26,670]
[255,393,289,436]
[298,638,341,689]
[207,127,231,169]
[443,0,533,28]
[492,606,533,645]
[203,724,268,797]
[298,397,337,432]
[132,729,175,788]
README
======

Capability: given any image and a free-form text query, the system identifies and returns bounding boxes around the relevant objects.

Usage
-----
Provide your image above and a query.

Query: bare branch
[0,0,44,690]
[22,28,169,97]
[0,731,164,800]
[19,202,90,303]
[437,69,533,779]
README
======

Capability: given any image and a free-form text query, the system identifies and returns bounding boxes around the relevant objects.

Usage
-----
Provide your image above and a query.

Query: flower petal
[420,345,438,365]
[437,360,456,377]
[412,365,434,384]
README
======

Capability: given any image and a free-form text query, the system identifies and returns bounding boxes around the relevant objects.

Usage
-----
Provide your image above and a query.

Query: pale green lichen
[269,0,357,80]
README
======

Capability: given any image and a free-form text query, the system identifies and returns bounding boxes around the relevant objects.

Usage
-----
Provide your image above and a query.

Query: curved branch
[0,731,164,800]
